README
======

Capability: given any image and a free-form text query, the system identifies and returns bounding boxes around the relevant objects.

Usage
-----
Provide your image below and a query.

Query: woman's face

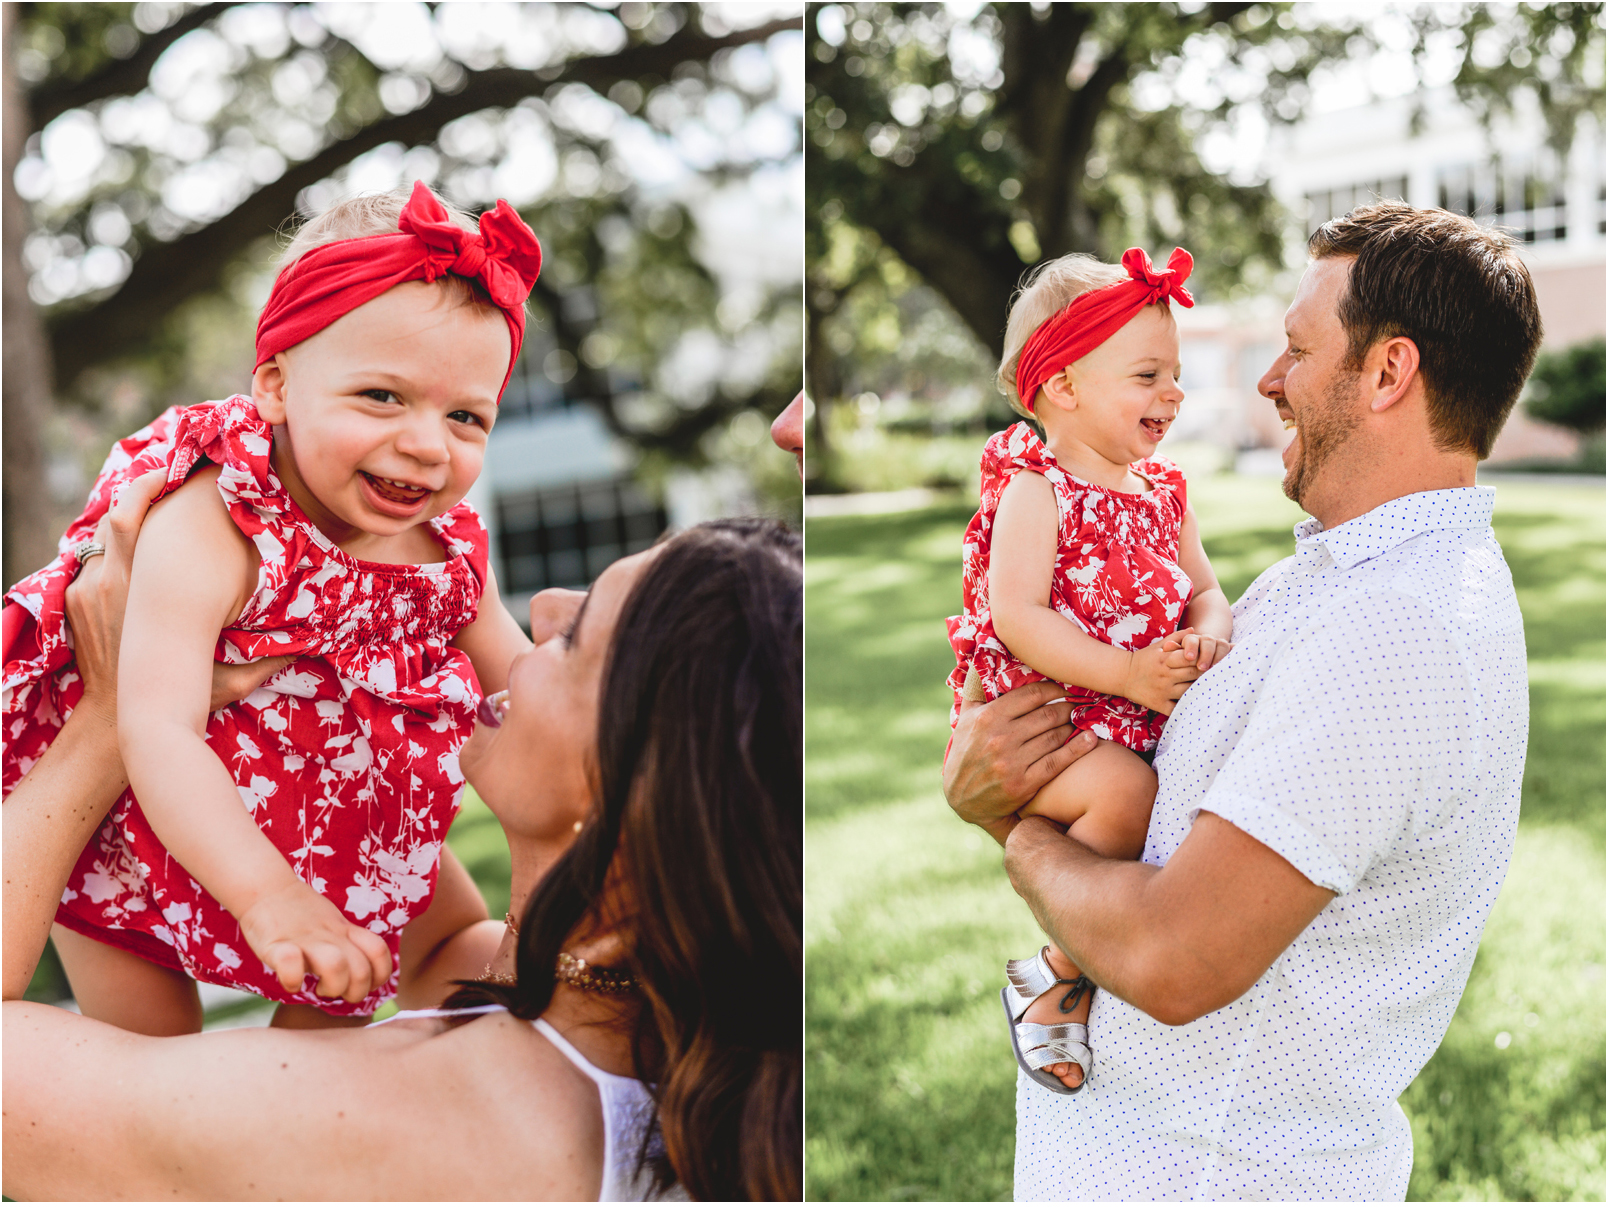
[459,548,658,842]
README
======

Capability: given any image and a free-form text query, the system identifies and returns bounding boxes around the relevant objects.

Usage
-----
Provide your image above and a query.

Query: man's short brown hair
[1308,202,1544,459]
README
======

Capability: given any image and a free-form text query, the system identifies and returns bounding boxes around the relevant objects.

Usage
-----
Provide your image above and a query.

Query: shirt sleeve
[1195,590,1473,895]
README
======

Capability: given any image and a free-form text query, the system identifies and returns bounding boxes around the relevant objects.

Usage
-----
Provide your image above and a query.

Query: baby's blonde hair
[274,186,515,316]
[997,253,1129,419]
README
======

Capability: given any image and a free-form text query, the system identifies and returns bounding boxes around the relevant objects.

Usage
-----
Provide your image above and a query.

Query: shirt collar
[1293,487,1497,570]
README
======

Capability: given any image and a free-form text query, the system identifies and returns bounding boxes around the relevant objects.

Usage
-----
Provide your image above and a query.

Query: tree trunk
[3,7,60,591]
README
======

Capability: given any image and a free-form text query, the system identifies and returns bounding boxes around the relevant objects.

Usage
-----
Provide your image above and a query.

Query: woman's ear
[252,357,289,424]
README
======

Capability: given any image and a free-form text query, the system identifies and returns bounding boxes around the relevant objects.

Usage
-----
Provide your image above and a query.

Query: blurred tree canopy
[4,1,802,588]
[1526,336,1606,433]
[803,1,1606,489]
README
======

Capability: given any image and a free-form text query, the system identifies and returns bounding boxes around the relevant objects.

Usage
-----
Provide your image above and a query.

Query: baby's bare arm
[116,472,389,1001]
[988,472,1198,713]
[452,561,533,697]
[1174,501,1234,670]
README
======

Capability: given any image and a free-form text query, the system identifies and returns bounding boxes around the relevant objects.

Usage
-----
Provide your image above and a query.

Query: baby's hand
[1163,627,1233,673]
[236,881,394,1002]
[1122,636,1203,715]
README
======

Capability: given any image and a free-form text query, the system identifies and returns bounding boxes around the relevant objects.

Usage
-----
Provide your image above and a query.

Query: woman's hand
[63,470,168,724]
[64,469,294,719]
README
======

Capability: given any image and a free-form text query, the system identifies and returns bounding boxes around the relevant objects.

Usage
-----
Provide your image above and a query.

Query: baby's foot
[1020,946,1092,1090]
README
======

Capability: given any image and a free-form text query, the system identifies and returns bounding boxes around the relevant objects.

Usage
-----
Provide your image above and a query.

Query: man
[944,203,1543,1200]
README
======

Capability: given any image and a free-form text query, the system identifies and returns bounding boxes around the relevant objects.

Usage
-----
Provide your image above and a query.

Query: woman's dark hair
[449,517,803,1201]
[1308,201,1543,458]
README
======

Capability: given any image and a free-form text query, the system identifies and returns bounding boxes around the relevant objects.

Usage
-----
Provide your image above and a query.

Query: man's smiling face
[1257,257,1366,512]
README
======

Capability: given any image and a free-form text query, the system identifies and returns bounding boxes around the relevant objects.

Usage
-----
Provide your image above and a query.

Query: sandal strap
[1058,975,1096,1015]
[1006,947,1077,1000]
[1015,1020,1093,1075]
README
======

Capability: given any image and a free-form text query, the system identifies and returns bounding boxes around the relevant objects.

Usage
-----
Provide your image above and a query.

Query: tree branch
[25,3,232,131]
[46,15,801,388]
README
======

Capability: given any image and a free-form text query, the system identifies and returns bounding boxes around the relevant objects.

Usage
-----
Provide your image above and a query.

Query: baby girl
[1,181,540,1032]
[947,248,1234,1092]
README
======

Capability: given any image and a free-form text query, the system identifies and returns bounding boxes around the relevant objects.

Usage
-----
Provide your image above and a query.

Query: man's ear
[252,357,289,424]
[1366,336,1421,414]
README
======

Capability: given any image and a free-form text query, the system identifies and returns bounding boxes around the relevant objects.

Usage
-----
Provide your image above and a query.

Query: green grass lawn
[804,474,1605,1202]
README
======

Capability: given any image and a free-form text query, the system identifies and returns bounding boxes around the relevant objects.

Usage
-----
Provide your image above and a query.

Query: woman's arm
[2,471,292,1002]
[3,997,602,1201]
[988,471,1198,715]
[2,677,129,1003]
[117,470,390,1001]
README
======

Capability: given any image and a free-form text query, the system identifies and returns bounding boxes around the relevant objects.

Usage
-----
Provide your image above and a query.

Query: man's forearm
[1004,817,1191,1021]
[1004,812,1335,1026]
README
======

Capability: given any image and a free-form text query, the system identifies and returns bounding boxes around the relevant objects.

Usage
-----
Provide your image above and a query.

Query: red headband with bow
[1015,247,1194,410]
[255,181,543,400]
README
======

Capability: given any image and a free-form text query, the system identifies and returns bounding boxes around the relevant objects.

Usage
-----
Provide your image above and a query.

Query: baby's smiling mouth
[1140,417,1169,439]
[361,472,432,503]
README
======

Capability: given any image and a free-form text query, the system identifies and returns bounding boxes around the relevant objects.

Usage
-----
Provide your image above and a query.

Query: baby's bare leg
[1016,740,1157,1088]
[270,1002,372,1028]
[51,923,203,1036]
[1021,738,1156,860]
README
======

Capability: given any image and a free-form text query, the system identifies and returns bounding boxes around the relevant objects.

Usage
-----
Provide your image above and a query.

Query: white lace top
[379,1004,688,1202]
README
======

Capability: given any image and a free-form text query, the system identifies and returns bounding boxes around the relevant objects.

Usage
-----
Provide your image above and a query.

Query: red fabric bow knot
[255,180,543,400]
[1015,246,1195,411]
[1121,246,1194,308]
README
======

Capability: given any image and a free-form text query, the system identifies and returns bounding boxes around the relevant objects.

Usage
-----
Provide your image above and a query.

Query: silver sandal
[1001,946,1095,1095]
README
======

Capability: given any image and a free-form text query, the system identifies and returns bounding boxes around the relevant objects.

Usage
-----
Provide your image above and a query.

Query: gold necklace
[478,912,638,994]
[479,913,522,985]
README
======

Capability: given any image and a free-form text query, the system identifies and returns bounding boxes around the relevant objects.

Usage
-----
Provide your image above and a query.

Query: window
[1496,160,1567,243]
[496,477,667,592]
[1438,158,1569,243]
[1304,177,1410,234]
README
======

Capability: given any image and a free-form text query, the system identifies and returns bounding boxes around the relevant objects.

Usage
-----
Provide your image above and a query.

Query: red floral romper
[947,422,1193,753]
[1,397,487,1015]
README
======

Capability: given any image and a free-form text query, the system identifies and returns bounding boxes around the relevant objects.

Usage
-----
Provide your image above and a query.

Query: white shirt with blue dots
[1014,487,1528,1202]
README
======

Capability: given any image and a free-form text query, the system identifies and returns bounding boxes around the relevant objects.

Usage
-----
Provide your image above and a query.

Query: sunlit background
[805,1,1604,498]
[802,3,1604,1201]
[4,1,805,613]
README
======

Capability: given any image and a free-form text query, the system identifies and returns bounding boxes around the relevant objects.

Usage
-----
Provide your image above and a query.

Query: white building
[1167,89,1605,469]
[462,296,668,620]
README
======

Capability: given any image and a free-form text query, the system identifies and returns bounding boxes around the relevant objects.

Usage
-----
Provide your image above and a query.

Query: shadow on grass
[1522,678,1605,837]
[1402,1026,1606,1201]
[806,480,1605,1202]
